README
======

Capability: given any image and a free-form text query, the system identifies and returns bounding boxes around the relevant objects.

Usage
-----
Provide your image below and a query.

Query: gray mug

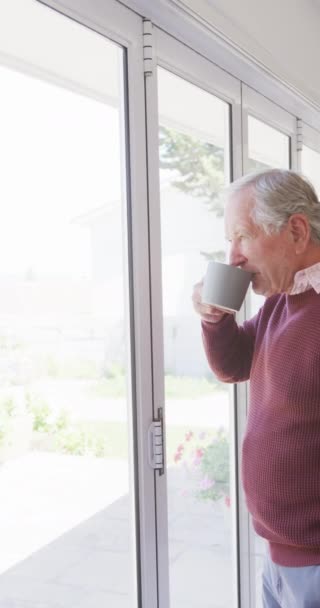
[201,261,252,312]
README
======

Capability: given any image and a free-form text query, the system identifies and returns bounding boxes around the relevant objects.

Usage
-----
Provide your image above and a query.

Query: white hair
[226,169,320,243]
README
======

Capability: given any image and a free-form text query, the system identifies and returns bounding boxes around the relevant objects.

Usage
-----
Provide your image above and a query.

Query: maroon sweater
[202,288,320,566]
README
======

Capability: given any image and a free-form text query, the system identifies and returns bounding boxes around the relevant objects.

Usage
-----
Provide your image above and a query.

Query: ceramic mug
[201,261,252,312]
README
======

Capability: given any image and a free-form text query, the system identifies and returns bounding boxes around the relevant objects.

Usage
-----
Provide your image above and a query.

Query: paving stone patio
[0,452,265,607]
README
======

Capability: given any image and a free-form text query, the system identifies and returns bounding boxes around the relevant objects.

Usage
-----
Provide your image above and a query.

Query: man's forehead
[225,190,254,217]
[224,190,256,237]
[226,186,254,210]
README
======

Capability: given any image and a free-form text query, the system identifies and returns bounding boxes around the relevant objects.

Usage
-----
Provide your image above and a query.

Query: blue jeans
[262,552,320,607]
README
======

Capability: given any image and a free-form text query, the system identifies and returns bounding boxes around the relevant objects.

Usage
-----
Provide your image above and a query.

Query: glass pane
[247,115,290,317]
[301,144,320,196]
[158,67,236,608]
[0,4,137,607]
[247,113,290,607]
[248,116,290,171]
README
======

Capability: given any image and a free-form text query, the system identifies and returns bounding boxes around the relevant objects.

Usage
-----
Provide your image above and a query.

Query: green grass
[88,376,127,399]
[89,374,223,400]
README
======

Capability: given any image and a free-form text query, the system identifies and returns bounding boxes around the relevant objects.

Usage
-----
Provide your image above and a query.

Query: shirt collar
[290,262,320,295]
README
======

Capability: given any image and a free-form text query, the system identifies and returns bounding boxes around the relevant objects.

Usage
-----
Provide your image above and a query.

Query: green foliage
[197,431,230,501]
[0,397,16,446]
[43,355,99,379]
[55,428,108,458]
[105,362,125,379]
[0,397,16,417]
[54,409,69,432]
[55,429,87,456]
[159,126,225,216]
[26,392,53,433]
[26,391,110,458]
[0,335,23,351]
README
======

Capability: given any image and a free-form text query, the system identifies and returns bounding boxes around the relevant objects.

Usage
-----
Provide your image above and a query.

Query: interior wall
[174,0,320,109]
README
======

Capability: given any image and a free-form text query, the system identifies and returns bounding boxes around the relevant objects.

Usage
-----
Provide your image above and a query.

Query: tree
[159,126,225,217]
[159,126,227,260]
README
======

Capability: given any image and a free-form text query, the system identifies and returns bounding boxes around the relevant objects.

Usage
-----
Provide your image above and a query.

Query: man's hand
[192,281,233,324]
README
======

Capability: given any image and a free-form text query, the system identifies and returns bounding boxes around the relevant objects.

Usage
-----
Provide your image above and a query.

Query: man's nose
[228,244,247,267]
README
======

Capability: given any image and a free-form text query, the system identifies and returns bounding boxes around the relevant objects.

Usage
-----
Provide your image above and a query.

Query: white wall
[170,0,320,109]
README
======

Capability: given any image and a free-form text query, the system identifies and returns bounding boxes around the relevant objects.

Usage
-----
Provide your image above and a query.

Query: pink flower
[192,449,204,467]
[225,496,231,508]
[174,452,182,463]
[185,431,193,441]
[199,475,215,490]
[180,489,189,497]
[177,444,184,453]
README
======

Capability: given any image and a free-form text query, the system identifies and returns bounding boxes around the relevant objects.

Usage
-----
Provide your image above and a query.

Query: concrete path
[0,451,265,607]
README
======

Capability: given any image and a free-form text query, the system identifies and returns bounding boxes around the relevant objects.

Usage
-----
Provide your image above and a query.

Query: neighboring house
[72,185,224,377]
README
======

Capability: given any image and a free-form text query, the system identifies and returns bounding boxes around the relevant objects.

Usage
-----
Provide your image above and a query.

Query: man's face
[224,188,297,297]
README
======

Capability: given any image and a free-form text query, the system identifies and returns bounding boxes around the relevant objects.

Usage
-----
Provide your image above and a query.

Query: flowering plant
[173,428,230,506]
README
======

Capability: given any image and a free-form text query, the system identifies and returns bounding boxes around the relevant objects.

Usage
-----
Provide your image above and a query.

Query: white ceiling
[173,0,320,108]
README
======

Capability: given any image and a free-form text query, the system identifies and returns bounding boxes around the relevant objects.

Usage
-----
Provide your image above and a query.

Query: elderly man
[192,169,320,607]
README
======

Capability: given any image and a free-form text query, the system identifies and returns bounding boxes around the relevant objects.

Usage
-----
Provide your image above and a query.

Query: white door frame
[35,1,159,606]
[147,25,252,608]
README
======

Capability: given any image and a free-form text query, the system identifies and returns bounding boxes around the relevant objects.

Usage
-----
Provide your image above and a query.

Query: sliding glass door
[0,1,153,606]
[145,29,242,608]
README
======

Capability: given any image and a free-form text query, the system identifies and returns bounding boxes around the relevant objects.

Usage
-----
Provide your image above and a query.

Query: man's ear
[287,214,310,252]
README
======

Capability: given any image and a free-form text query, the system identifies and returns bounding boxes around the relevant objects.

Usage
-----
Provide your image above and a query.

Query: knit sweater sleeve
[201,310,261,383]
